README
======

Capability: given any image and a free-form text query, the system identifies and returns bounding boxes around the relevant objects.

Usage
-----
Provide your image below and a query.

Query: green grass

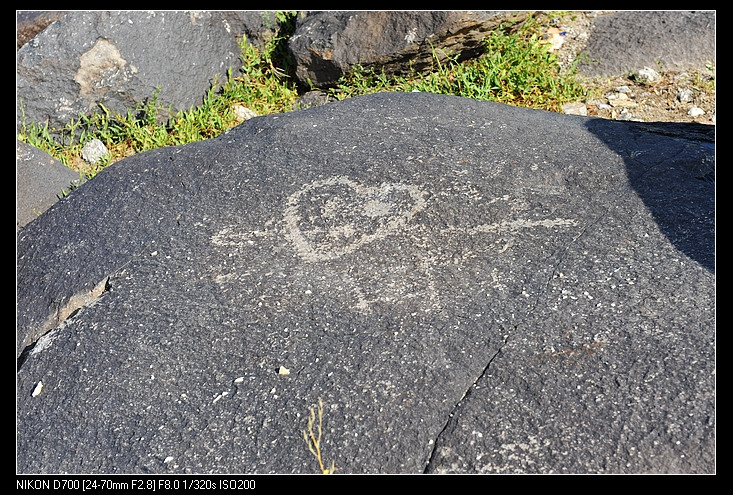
[332,13,588,112]
[17,11,590,180]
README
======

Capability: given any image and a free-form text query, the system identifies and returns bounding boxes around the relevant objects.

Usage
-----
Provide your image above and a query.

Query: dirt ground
[548,11,716,125]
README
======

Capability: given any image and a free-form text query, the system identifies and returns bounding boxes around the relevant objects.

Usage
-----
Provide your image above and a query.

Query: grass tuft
[332,13,588,112]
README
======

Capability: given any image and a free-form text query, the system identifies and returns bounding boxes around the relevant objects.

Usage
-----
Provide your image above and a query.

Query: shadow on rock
[585,119,715,273]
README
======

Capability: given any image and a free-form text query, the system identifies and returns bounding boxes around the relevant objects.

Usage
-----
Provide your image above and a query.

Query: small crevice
[16,343,35,372]
[423,333,510,473]
[48,276,110,331]
[421,209,599,470]
[17,276,110,372]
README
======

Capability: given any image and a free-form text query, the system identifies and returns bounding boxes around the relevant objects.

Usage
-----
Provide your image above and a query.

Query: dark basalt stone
[16,92,714,474]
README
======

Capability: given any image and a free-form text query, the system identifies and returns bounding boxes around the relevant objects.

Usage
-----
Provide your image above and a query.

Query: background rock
[16,140,84,232]
[16,10,716,131]
[16,11,245,132]
[16,92,714,474]
[16,11,66,49]
[287,11,522,88]
[577,11,715,77]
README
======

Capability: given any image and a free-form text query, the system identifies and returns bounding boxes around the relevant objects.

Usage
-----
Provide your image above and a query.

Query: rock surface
[16,92,715,474]
[576,11,715,78]
[16,140,84,232]
[16,11,245,132]
[287,10,523,88]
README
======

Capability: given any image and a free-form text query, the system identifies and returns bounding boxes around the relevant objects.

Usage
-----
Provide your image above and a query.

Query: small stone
[561,102,587,116]
[278,366,290,375]
[677,88,694,102]
[687,107,704,117]
[32,381,43,397]
[587,99,611,110]
[616,111,635,121]
[81,139,109,164]
[609,98,637,108]
[635,67,661,84]
[232,104,257,122]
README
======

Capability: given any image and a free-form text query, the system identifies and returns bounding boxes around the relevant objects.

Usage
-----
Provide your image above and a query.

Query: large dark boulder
[16,92,714,474]
[578,11,716,77]
[287,11,524,88]
[16,11,245,132]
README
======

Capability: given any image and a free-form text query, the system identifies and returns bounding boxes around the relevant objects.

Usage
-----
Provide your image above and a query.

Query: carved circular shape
[283,176,427,262]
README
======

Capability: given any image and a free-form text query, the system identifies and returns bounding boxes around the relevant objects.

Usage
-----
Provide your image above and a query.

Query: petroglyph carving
[210,176,578,313]
[283,176,427,263]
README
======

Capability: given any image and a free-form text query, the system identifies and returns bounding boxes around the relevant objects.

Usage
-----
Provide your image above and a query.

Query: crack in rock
[47,277,109,332]
[17,276,109,370]
[424,333,510,472]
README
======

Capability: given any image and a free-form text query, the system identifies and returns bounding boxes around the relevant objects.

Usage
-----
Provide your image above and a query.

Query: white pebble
[635,67,661,83]
[32,381,43,397]
[677,88,694,102]
[81,139,109,164]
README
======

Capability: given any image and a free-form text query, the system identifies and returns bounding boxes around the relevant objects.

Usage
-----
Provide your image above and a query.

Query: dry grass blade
[302,398,337,474]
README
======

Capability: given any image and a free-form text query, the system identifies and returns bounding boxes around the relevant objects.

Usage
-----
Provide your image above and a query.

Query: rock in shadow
[585,118,715,272]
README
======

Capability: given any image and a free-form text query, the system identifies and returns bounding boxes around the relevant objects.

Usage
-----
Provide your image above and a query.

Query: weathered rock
[16,11,67,50]
[293,89,339,110]
[16,11,245,132]
[287,11,526,88]
[16,140,84,232]
[16,93,714,473]
[578,11,715,78]
[223,10,286,50]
